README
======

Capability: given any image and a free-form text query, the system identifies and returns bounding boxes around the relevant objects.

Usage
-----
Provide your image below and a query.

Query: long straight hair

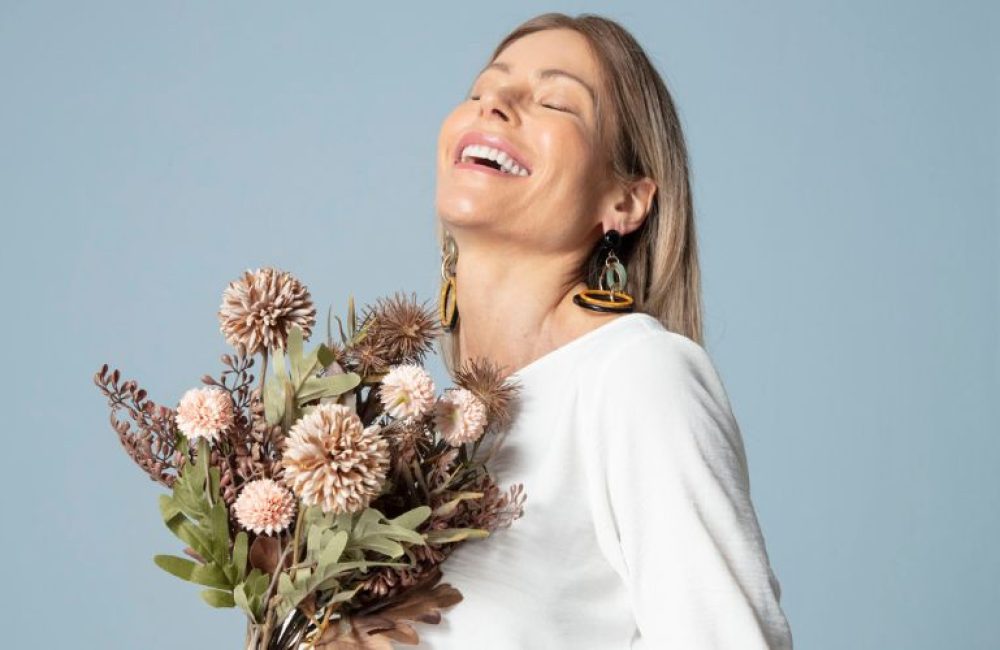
[438,12,703,375]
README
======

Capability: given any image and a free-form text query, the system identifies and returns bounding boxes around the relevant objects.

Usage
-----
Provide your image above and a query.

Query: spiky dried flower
[218,267,316,356]
[378,364,436,419]
[233,478,296,535]
[345,331,392,378]
[175,386,234,445]
[281,403,390,515]
[433,388,488,446]
[362,291,441,365]
[453,356,520,435]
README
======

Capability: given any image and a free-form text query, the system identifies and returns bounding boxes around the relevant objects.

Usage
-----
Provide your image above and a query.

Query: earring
[573,229,635,313]
[439,231,459,331]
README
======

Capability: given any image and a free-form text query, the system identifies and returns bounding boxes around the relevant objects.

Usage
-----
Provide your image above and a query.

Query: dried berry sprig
[93,364,186,487]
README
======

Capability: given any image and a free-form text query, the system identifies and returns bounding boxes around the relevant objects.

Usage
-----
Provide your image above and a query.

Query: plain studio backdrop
[1,2,996,648]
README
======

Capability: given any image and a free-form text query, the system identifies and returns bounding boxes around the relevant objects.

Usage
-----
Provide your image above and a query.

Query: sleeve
[583,330,794,649]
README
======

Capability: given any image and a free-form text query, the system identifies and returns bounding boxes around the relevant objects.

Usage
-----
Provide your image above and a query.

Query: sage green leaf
[390,505,432,531]
[288,325,304,387]
[318,530,349,567]
[317,343,335,368]
[298,373,361,403]
[153,554,197,581]
[424,527,491,544]
[200,588,235,608]
[357,536,405,559]
[189,563,233,589]
[263,369,285,426]
[232,531,248,582]
[209,502,231,558]
[158,494,182,522]
[233,582,254,621]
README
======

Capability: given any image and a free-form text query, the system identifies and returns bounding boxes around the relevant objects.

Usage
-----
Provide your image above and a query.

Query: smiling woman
[424,11,794,650]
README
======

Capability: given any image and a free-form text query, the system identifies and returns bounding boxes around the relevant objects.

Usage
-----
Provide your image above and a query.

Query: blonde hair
[438,12,703,374]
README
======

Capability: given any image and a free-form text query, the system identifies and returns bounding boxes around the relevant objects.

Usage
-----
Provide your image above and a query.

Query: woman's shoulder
[599,313,727,393]
[584,313,741,440]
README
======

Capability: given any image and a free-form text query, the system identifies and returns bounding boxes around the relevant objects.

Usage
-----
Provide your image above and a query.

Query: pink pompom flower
[434,388,488,446]
[233,479,296,535]
[175,386,234,445]
[378,364,436,419]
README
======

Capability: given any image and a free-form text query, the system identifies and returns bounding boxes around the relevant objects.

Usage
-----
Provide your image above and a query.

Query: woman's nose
[479,87,520,125]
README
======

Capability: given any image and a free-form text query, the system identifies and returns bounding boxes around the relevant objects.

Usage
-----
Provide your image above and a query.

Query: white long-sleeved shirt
[414,312,793,649]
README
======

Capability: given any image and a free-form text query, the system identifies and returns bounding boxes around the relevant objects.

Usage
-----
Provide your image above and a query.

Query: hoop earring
[573,229,635,313]
[439,231,459,331]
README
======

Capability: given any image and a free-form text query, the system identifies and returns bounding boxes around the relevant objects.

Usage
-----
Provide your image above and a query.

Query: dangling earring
[439,230,459,331]
[573,229,635,313]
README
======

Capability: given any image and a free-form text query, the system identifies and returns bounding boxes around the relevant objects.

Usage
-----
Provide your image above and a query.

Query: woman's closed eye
[466,93,575,115]
[539,101,574,113]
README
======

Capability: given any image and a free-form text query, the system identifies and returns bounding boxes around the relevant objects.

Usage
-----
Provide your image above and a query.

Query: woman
[420,12,794,649]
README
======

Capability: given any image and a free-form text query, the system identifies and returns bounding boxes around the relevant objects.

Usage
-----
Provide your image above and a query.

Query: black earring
[572,229,634,313]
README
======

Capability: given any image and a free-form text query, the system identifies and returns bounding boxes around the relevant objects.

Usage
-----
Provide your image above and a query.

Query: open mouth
[455,142,531,177]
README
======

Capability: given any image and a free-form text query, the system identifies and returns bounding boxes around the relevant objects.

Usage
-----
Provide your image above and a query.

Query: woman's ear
[600,176,657,235]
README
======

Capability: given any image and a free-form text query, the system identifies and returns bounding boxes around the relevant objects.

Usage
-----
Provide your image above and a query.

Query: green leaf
[190,563,232,589]
[298,373,361,403]
[232,531,248,583]
[318,530,349,567]
[288,325,305,387]
[424,528,490,545]
[317,343,336,368]
[153,554,197,581]
[356,536,405,559]
[233,582,253,621]
[263,369,286,426]
[208,501,231,560]
[200,588,235,608]
[390,505,432,531]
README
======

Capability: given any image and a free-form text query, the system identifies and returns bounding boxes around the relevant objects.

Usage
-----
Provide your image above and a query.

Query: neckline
[506,312,652,381]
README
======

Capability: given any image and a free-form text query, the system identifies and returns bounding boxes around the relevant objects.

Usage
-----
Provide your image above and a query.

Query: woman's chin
[436,190,516,227]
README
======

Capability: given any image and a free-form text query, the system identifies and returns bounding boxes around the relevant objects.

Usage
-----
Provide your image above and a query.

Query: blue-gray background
[1,1,996,648]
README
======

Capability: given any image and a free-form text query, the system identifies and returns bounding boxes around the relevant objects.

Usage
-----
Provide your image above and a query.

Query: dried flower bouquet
[93,267,526,649]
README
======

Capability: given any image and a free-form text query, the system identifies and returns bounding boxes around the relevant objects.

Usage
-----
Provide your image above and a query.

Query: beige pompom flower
[281,403,390,515]
[434,388,488,446]
[175,386,234,444]
[232,478,296,535]
[218,267,316,356]
[378,364,436,419]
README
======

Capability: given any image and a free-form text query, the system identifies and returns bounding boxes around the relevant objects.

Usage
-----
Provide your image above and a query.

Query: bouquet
[93,267,526,649]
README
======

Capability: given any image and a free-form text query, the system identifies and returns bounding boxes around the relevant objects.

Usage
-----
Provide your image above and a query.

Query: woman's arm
[583,329,794,649]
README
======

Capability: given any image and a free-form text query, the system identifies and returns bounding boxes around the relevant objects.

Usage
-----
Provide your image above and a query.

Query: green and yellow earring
[573,229,635,313]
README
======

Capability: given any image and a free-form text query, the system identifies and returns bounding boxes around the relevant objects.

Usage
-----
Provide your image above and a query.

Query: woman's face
[436,28,611,254]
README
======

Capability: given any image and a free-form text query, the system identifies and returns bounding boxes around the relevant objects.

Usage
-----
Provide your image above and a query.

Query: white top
[414,312,794,649]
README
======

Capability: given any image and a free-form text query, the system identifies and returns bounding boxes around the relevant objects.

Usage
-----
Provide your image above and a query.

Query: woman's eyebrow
[478,61,596,105]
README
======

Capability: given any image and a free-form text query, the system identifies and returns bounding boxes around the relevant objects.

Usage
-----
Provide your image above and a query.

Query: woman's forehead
[490,29,601,85]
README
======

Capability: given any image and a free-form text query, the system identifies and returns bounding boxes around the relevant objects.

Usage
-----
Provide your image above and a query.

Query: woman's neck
[451,240,615,376]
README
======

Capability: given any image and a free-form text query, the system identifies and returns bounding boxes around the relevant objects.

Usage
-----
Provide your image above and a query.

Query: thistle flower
[281,403,390,515]
[434,388,488,446]
[364,291,441,364]
[378,364,436,419]
[453,356,520,434]
[175,386,234,444]
[345,332,392,378]
[232,478,296,535]
[218,267,316,356]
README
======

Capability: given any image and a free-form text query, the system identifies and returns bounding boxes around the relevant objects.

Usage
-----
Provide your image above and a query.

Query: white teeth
[459,144,530,176]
